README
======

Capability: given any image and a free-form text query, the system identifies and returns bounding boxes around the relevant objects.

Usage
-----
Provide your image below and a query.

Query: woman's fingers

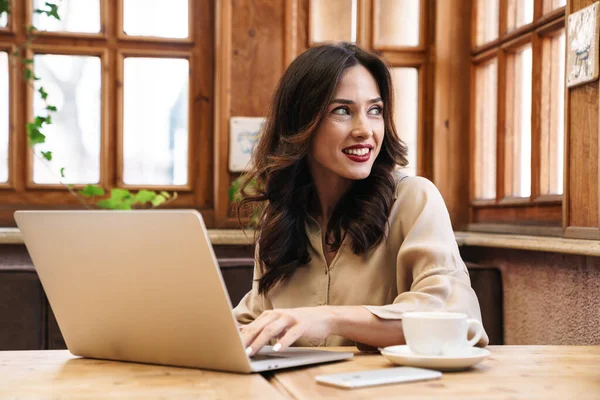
[247,316,294,357]
[240,311,281,349]
[273,325,304,352]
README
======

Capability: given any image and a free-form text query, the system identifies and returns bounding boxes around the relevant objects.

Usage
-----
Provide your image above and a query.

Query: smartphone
[315,367,442,389]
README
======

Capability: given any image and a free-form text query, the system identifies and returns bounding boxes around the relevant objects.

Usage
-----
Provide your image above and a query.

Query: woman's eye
[368,106,383,115]
[332,107,350,115]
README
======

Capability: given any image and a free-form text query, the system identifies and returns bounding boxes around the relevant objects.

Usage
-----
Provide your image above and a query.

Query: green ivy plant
[229,175,260,227]
[0,1,177,210]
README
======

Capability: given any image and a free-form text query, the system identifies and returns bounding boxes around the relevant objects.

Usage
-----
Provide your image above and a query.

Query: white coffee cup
[401,311,484,356]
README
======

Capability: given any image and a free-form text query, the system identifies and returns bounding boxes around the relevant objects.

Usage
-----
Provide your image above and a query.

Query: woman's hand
[241,306,335,356]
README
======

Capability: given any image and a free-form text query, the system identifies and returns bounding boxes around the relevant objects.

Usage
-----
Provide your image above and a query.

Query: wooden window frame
[0,0,214,226]
[24,45,110,191]
[115,49,194,192]
[306,0,433,178]
[116,0,194,44]
[470,49,498,205]
[371,0,427,52]
[469,0,565,235]
[0,0,14,32]
[0,43,17,190]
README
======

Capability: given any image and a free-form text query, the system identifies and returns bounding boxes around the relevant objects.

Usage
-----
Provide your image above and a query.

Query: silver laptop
[14,210,353,373]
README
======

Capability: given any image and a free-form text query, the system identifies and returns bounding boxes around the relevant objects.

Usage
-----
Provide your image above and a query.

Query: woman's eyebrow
[330,97,383,105]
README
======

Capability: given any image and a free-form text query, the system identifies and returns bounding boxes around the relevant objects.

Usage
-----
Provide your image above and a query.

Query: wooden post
[432,0,473,229]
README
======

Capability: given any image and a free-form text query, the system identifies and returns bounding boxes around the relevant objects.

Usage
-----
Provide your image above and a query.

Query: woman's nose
[350,116,373,138]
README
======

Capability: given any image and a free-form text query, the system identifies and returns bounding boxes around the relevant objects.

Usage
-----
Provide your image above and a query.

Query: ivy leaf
[34,116,46,127]
[12,51,19,57]
[45,2,60,20]
[229,177,241,202]
[110,188,132,201]
[22,58,34,65]
[151,194,167,207]
[0,0,11,16]
[46,105,57,112]
[38,87,48,100]
[41,151,52,161]
[96,199,116,209]
[26,25,36,34]
[134,190,156,204]
[60,167,65,178]
[79,184,105,197]
[26,123,46,146]
[24,69,34,81]
[160,191,171,199]
[67,184,73,189]
[24,67,41,81]
[228,185,236,202]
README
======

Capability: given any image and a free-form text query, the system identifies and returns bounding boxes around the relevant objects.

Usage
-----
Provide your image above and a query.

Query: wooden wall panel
[230,1,285,117]
[568,86,598,227]
[215,0,296,227]
[432,0,472,230]
[564,0,600,239]
[296,0,309,56]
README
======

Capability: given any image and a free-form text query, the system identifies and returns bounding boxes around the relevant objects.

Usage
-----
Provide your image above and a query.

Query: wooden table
[1,346,599,399]
[0,350,284,399]
[269,346,600,399]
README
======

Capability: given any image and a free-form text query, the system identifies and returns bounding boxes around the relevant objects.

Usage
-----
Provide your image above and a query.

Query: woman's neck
[309,170,352,228]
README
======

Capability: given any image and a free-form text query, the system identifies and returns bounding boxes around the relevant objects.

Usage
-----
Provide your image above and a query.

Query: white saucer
[380,345,491,371]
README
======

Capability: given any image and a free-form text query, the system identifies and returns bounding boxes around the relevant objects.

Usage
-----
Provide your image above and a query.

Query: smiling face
[307,64,385,185]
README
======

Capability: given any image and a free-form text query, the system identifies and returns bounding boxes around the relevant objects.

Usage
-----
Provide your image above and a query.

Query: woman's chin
[341,167,373,180]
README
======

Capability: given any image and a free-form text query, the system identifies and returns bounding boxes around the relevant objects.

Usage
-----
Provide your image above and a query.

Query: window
[309,0,429,177]
[470,1,565,231]
[0,50,8,183]
[0,0,212,226]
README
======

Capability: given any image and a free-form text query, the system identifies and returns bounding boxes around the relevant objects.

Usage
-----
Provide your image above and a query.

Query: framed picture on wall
[567,1,600,88]
[229,116,265,172]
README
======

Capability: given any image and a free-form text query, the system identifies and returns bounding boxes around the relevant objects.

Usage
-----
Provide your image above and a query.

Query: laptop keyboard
[250,354,285,361]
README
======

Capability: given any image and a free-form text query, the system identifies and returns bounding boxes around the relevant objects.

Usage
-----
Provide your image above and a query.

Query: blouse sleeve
[232,244,270,325]
[363,177,489,346]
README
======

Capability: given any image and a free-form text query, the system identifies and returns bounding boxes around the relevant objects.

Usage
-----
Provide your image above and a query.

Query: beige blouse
[233,172,490,348]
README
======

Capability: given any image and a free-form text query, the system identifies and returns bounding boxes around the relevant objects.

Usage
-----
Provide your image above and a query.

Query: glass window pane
[0,52,8,183]
[311,0,356,43]
[541,32,565,195]
[32,0,101,33]
[33,54,101,184]
[543,0,566,14]
[474,59,498,200]
[374,0,420,47]
[507,0,534,31]
[123,0,188,39]
[505,45,532,198]
[0,11,7,28]
[475,0,499,46]
[123,57,189,186]
[391,68,418,176]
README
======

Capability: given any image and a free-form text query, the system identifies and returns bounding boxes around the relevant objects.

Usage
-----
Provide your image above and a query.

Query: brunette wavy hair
[238,42,408,294]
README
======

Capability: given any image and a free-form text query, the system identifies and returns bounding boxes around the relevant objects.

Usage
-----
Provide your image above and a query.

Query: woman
[234,42,488,356]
